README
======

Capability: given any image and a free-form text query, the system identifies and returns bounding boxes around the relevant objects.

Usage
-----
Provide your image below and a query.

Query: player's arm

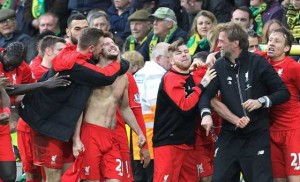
[56,59,130,88]
[119,78,146,148]
[0,80,11,125]
[6,73,71,95]
[72,113,84,158]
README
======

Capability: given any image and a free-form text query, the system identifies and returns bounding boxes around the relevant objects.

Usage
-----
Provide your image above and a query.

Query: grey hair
[151,42,170,61]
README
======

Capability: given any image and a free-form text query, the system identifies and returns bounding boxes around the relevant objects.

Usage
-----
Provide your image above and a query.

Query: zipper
[236,68,248,117]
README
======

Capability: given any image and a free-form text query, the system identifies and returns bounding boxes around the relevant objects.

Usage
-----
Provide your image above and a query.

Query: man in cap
[122,9,152,52]
[139,7,187,62]
[0,9,30,48]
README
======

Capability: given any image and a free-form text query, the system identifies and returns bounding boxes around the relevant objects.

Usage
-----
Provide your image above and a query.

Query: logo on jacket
[245,71,249,82]
[51,155,57,164]
[85,166,90,175]
[278,68,283,77]
[227,76,232,85]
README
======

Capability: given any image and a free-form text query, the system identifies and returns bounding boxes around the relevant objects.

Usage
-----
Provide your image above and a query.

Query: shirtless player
[73,32,146,182]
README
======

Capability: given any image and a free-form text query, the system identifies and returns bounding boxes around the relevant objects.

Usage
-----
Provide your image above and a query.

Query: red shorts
[153,144,198,182]
[80,123,123,180]
[17,129,41,173]
[120,151,134,182]
[271,128,300,177]
[0,133,15,161]
[192,143,214,178]
[31,130,74,169]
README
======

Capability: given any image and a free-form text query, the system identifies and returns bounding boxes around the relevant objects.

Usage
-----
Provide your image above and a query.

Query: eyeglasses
[0,18,16,25]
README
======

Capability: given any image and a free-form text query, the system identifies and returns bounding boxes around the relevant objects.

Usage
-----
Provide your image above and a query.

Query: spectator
[250,0,283,36]
[68,0,111,16]
[180,0,205,29]
[187,10,217,56]
[202,0,234,23]
[123,9,152,53]
[122,50,145,74]
[131,0,157,13]
[65,13,88,45]
[87,11,111,32]
[231,6,256,32]
[107,0,132,40]
[284,0,300,43]
[0,9,30,48]
[26,13,61,63]
[140,7,187,61]
[23,0,69,36]
[261,19,283,43]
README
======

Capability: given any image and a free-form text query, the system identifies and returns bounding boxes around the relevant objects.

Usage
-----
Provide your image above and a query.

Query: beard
[221,50,232,59]
[70,36,78,45]
[101,49,118,61]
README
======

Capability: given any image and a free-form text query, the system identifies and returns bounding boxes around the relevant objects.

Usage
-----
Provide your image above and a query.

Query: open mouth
[267,47,275,53]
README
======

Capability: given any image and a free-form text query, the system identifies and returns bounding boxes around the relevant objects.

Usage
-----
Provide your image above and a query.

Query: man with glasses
[0,9,30,48]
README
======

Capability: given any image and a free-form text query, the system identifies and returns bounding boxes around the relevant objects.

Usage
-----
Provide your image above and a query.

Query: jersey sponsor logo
[163,174,169,181]
[51,155,57,164]
[257,150,264,155]
[85,166,90,175]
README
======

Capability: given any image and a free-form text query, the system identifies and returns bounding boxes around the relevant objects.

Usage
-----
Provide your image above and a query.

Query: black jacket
[199,50,290,135]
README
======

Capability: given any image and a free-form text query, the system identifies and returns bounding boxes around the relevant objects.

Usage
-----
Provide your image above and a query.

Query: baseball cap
[149,7,177,22]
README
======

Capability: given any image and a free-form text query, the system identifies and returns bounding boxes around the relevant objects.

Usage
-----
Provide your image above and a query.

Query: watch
[258,97,266,107]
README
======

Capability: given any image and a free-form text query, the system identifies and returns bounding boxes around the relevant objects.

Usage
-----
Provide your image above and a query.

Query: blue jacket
[107,4,132,40]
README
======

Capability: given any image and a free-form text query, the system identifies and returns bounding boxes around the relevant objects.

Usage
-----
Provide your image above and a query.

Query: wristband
[3,107,11,115]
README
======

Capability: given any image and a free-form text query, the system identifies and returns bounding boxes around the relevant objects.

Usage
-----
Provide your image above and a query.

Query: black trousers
[212,129,273,182]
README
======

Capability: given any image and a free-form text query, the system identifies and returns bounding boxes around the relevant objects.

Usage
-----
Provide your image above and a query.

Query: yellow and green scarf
[149,25,177,59]
[32,0,45,19]
[187,33,210,55]
[250,3,267,36]
[129,35,148,51]
[187,33,201,55]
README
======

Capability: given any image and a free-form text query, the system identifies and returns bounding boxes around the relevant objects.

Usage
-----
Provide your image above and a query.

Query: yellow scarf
[187,33,201,55]
[149,25,177,59]
[129,35,148,51]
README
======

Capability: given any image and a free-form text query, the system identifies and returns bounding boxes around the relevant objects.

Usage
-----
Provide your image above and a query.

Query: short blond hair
[121,51,145,73]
